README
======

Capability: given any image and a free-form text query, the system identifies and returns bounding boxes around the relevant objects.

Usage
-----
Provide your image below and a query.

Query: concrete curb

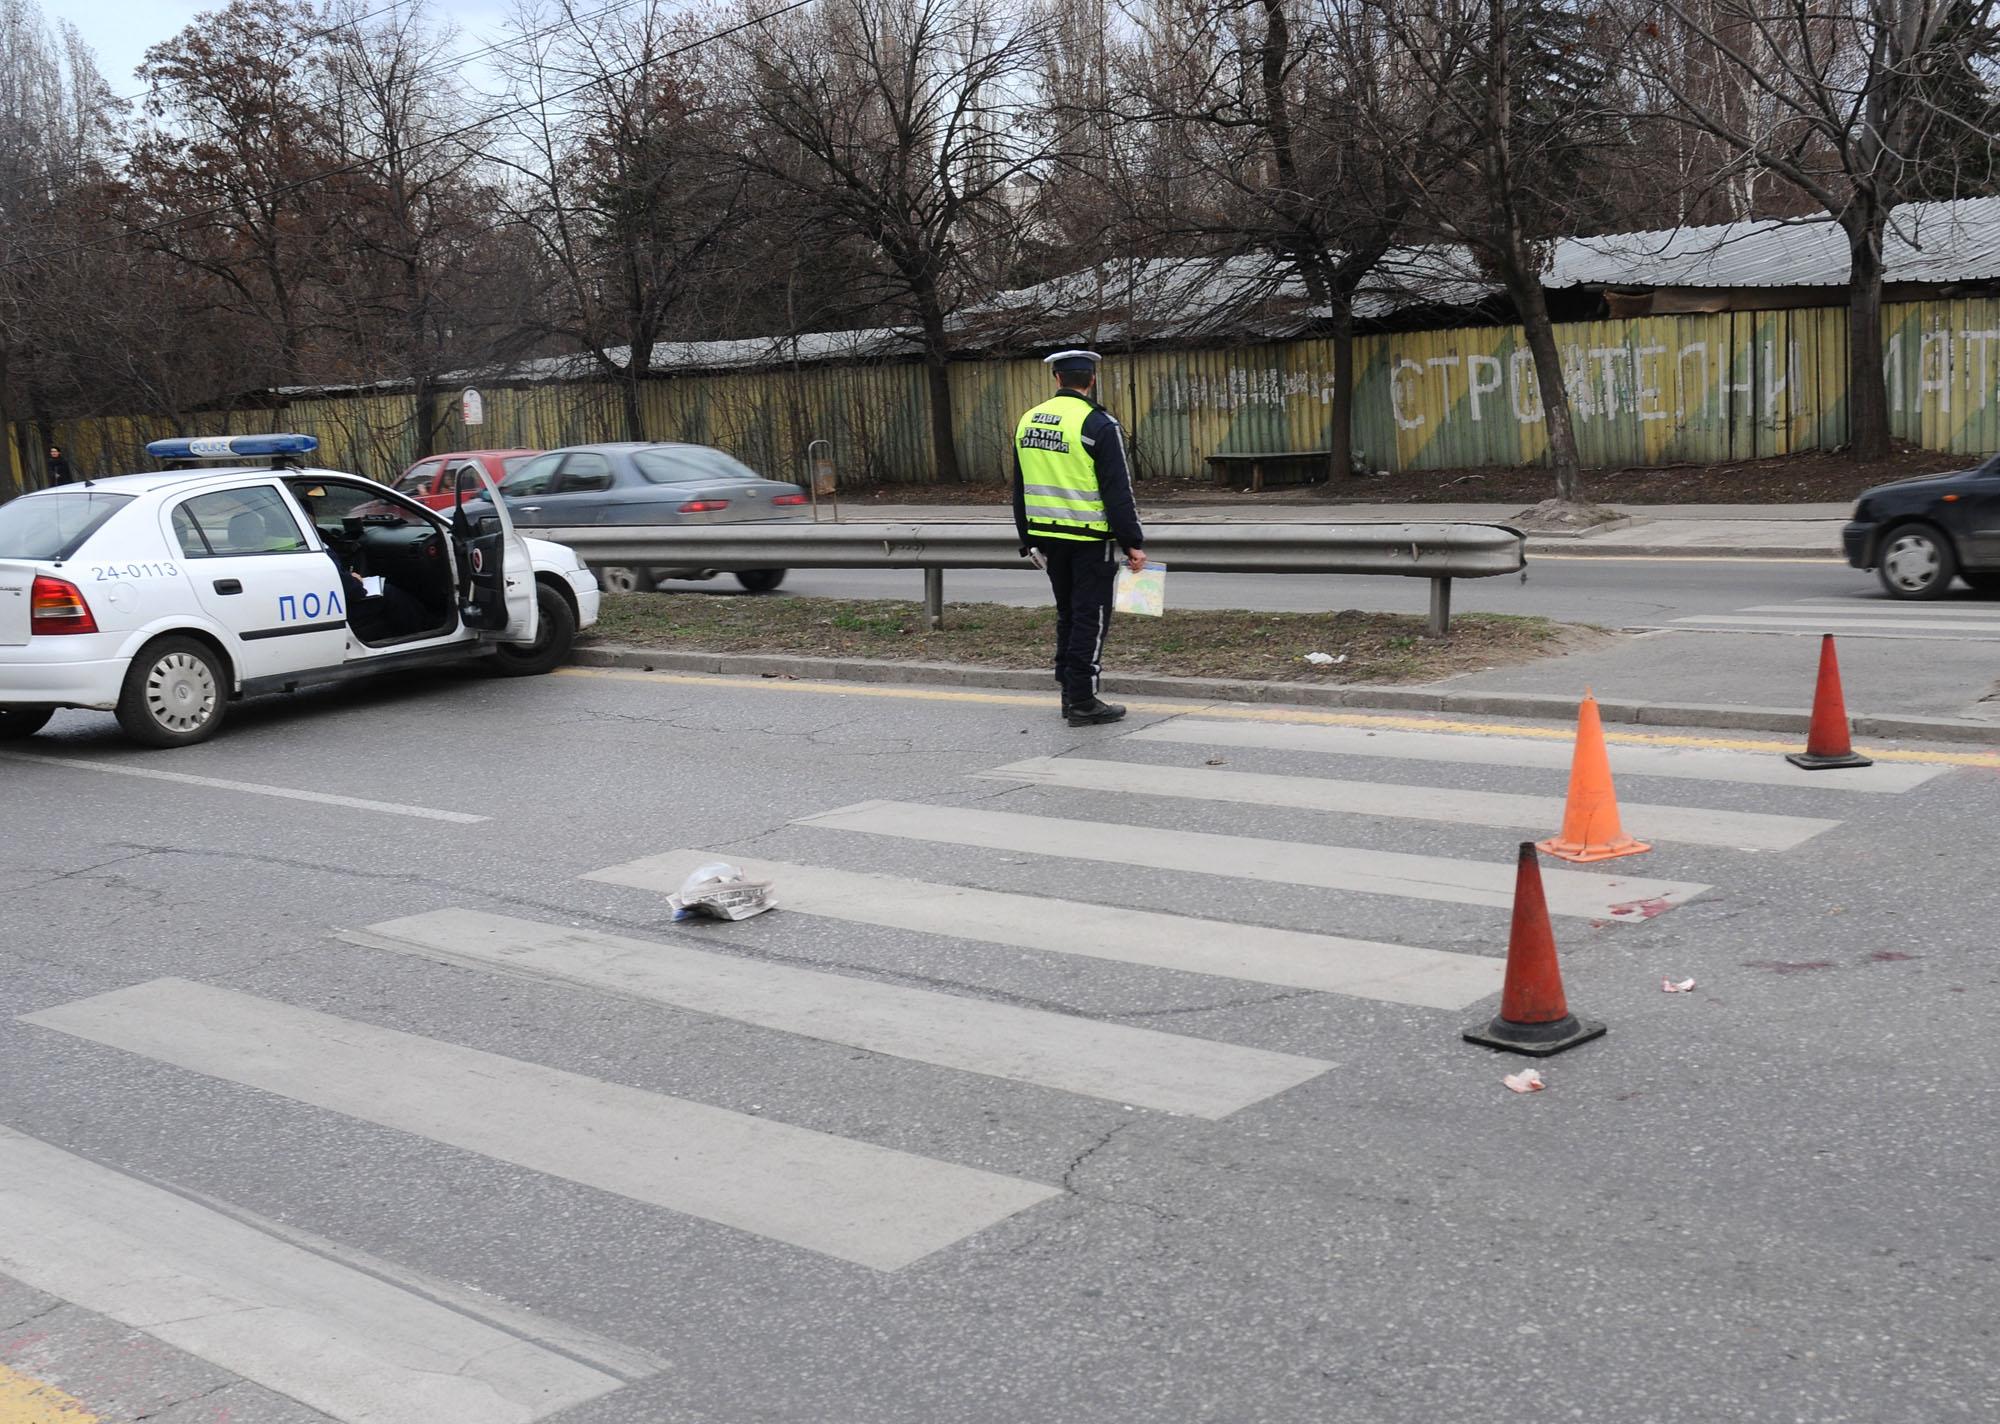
[1526,541,1840,560]
[572,645,1998,746]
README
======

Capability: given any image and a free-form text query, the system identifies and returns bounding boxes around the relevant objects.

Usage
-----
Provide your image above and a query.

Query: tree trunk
[1509,270,1584,503]
[1844,207,1892,461]
[911,292,961,485]
[1328,296,1356,480]
[620,372,648,442]
[413,379,441,462]
[0,336,18,496]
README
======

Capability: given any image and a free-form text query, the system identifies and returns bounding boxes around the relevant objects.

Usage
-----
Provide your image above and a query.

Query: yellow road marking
[557,667,2000,767]
[0,1364,98,1423]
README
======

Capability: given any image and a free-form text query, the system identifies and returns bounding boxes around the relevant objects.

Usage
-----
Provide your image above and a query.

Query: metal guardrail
[543,520,1526,635]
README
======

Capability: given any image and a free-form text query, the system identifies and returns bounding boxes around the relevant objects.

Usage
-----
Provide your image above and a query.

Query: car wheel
[489,580,577,678]
[598,566,655,595]
[116,636,228,748]
[1959,572,2000,595]
[1877,523,1957,600]
[0,706,54,739]
[734,568,786,593]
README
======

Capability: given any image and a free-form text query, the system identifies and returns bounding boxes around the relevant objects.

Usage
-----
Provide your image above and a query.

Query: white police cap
[1044,349,1102,375]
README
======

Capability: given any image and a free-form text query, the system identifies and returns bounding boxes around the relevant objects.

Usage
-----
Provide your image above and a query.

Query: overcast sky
[61,0,517,106]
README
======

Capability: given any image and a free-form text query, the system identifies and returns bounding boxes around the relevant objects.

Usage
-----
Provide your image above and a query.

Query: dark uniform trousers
[1036,538,1120,705]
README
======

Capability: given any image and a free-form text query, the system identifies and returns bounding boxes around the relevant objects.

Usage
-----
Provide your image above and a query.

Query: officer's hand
[1125,548,1147,573]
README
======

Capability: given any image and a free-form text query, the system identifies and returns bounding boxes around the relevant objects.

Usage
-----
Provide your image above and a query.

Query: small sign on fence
[461,388,484,426]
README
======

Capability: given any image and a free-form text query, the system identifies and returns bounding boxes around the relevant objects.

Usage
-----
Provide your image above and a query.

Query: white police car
[0,434,599,747]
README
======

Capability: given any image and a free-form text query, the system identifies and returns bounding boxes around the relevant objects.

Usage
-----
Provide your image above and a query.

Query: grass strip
[589,594,1585,685]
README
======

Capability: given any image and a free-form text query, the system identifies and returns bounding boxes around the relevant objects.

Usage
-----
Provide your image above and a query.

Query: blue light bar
[146,434,320,461]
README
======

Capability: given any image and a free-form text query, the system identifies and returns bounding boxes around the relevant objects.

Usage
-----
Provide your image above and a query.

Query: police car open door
[449,465,536,643]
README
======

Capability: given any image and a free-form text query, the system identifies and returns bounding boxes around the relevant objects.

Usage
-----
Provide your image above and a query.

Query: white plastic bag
[1113,561,1166,616]
[668,862,776,921]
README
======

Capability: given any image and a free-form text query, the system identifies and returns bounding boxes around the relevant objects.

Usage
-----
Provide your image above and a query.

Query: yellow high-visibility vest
[1015,396,1108,541]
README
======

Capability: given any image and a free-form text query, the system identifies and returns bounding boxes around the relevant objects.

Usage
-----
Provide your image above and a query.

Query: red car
[393,449,540,510]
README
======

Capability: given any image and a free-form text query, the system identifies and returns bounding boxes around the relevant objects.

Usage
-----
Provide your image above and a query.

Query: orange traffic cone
[1537,691,1649,862]
[1787,635,1873,771]
[1464,843,1607,1056]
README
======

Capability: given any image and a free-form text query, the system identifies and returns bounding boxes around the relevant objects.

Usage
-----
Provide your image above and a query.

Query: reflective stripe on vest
[1015,396,1107,541]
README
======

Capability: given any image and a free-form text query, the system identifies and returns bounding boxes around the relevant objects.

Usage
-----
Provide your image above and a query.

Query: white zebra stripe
[21,980,1060,1272]
[343,907,1333,1119]
[583,850,1503,1010]
[978,756,1838,852]
[792,801,1708,920]
[0,1124,623,1424]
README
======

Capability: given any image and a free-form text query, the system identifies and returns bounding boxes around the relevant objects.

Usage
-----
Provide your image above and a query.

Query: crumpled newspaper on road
[669,861,776,921]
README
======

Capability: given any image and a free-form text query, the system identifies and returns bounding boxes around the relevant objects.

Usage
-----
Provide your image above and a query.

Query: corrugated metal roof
[265,198,1997,398]
[1549,197,2000,289]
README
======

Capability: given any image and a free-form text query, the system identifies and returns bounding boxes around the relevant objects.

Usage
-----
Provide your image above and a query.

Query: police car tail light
[29,576,97,635]
[771,493,807,506]
[678,499,730,513]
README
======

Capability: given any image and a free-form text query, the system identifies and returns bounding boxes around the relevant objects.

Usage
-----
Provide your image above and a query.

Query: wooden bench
[1204,451,1332,492]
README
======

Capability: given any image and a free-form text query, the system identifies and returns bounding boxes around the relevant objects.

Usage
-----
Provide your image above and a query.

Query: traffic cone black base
[1785,748,1874,771]
[1463,1012,1606,1057]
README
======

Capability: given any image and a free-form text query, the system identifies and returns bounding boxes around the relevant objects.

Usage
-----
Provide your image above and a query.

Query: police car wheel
[734,569,785,593]
[0,706,54,739]
[489,581,576,678]
[116,636,227,748]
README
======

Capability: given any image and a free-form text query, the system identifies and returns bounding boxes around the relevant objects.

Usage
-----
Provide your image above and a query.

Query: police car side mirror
[477,515,502,536]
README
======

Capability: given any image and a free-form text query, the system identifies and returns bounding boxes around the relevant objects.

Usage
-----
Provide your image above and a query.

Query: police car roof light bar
[145,434,320,466]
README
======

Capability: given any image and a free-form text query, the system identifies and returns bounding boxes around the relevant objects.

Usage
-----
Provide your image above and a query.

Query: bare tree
[0,0,119,487]
[729,0,1059,483]
[315,0,528,454]
[127,0,347,386]
[1639,0,2000,459]
[1111,0,1461,480]
[1368,0,1633,506]
[493,0,763,440]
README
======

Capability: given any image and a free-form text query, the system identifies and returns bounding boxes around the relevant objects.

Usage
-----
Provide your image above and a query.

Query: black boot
[1065,697,1126,727]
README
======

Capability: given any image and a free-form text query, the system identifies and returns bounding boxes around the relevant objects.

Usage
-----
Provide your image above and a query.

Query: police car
[0,434,599,747]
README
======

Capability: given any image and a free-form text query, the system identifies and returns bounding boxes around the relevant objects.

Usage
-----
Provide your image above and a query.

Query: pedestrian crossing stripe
[583,851,1504,1010]
[1769,600,2000,617]
[793,800,1709,920]
[20,980,1061,1273]
[1128,720,1950,791]
[1672,613,2000,638]
[979,756,1839,851]
[0,1125,625,1424]
[344,908,1334,1119]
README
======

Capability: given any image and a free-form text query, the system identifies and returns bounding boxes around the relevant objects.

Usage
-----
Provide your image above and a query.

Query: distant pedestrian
[1012,349,1146,727]
[46,446,72,485]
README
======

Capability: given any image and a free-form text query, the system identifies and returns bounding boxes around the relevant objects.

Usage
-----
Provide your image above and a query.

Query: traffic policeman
[1012,349,1146,726]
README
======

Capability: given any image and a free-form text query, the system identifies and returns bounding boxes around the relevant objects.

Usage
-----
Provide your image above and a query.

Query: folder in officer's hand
[1114,561,1166,616]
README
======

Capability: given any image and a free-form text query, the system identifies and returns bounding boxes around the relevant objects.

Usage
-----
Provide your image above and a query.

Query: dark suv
[1841,454,2000,598]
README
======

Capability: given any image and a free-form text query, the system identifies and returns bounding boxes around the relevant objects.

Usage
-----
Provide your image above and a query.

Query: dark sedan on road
[479,442,811,594]
[1842,453,2000,598]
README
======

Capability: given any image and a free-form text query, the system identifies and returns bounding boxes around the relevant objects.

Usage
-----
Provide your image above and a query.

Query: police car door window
[175,488,308,557]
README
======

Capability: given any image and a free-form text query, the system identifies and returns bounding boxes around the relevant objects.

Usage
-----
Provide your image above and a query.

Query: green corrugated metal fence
[19,297,2000,491]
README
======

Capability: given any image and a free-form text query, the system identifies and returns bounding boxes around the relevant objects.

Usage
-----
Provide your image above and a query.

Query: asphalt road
[3,667,1996,1422]
[660,554,2000,634]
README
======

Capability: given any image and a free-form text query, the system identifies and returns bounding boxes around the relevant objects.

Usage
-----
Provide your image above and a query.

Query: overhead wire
[7,0,810,272]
